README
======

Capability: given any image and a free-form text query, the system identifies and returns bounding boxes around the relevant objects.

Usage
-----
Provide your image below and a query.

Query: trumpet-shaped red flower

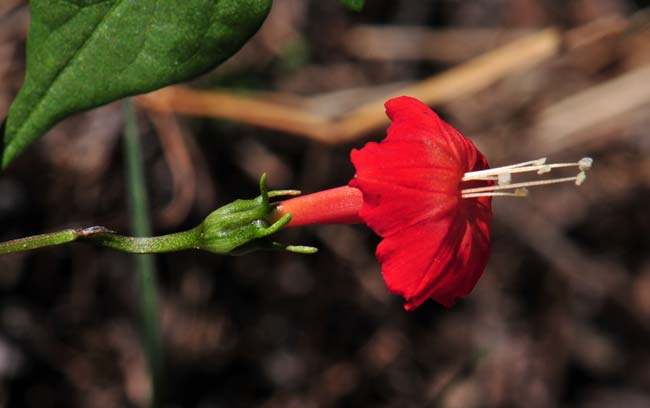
[348,96,492,309]
[274,96,590,310]
[275,96,492,309]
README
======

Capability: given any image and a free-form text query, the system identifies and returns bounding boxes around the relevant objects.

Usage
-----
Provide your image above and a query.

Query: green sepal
[198,174,317,255]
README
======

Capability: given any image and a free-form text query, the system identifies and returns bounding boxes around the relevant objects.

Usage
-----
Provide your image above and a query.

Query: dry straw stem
[136,28,561,143]
[521,13,650,156]
[147,112,197,227]
[527,64,650,156]
[342,26,535,63]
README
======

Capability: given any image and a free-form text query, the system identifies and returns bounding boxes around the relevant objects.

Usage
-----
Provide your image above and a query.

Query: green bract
[2,0,272,168]
[198,174,317,255]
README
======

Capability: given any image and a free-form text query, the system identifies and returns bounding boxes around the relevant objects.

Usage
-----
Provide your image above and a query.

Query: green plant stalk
[0,167,318,257]
[0,227,198,255]
[123,99,163,408]
[89,227,201,253]
[0,229,80,255]
[0,186,319,255]
[0,221,321,255]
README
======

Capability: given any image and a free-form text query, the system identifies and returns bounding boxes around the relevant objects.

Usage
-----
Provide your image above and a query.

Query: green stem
[0,229,80,255]
[85,226,201,253]
[0,226,202,255]
[123,99,163,408]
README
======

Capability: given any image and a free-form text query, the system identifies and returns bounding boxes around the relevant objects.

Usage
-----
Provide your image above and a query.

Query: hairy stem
[0,226,202,255]
[84,227,201,253]
[0,228,80,255]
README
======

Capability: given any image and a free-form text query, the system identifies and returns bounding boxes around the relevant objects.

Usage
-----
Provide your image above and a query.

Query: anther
[578,158,593,171]
[514,188,529,197]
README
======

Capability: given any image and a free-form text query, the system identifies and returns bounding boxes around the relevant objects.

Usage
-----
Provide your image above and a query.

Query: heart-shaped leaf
[2,0,271,168]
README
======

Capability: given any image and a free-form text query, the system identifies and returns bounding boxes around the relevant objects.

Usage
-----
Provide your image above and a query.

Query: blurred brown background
[1,0,650,407]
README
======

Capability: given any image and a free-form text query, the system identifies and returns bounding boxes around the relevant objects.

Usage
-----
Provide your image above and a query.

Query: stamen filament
[461,157,592,199]
[462,190,529,198]
[462,158,547,180]
[463,162,585,181]
[462,159,591,181]
[462,176,579,196]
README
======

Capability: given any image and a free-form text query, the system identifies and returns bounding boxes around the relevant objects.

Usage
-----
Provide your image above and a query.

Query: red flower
[349,96,492,309]
[274,96,492,310]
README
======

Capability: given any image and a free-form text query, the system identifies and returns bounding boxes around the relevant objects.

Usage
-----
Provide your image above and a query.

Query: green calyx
[198,174,317,255]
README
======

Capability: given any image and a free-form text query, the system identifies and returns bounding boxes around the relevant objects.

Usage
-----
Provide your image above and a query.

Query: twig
[147,112,197,227]
[527,64,650,156]
[136,28,561,144]
[343,26,534,63]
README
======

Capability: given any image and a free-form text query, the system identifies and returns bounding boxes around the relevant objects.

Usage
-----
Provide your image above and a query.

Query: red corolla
[274,96,590,310]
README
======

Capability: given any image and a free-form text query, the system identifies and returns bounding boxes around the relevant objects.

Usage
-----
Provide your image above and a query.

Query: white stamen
[462,157,593,199]
[461,158,547,181]
[461,188,529,198]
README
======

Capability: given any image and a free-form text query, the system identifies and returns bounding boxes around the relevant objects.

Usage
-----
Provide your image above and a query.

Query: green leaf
[337,0,364,11]
[2,0,272,168]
